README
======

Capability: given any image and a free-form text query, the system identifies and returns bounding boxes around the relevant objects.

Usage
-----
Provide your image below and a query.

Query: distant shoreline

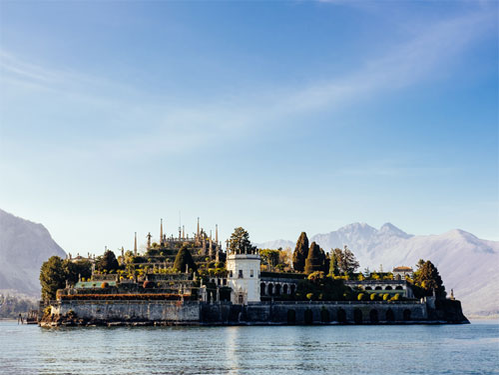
[468,315,499,321]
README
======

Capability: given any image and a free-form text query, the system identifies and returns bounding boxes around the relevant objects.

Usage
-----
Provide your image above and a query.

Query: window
[229,270,233,278]
[250,269,254,277]
[238,270,243,278]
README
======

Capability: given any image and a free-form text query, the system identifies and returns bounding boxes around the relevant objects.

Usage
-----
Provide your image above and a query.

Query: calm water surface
[0,321,497,374]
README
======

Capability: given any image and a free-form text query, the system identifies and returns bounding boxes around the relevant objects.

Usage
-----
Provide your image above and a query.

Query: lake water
[0,321,497,374]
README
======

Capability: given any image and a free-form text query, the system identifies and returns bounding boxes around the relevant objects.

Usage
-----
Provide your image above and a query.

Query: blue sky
[0,1,497,254]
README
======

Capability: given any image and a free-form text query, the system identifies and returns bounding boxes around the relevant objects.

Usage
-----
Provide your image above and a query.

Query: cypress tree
[173,246,197,273]
[292,232,309,272]
[304,242,326,274]
[329,250,340,276]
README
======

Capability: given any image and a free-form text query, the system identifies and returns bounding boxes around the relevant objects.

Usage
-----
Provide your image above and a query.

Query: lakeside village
[39,219,468,326]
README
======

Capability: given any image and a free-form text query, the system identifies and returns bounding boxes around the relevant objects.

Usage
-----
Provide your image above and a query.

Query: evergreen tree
[260,249,280,268]
[341,246,360,275]
[292,232,309,272]
[332,246,359,275]
[96,250,119,273]
[173,246,197,273]
[63,259,92,285]
[413,260,446,298]
[324,253,330,276]
[40,256,66,301]
[329,250,340,276]
[304,242,326,274]
[229,227,255,254]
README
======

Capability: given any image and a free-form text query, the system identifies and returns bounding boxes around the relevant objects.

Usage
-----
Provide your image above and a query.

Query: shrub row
[60,293,189,301]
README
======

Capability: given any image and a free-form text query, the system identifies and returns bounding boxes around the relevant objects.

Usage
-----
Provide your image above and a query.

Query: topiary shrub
[143,281,156,289]
[101,282,109,288]
[391,293,400,301]
[357,293,365,301]
[370,293,377,301]
[383,293,390,301]
[306,293,314,301]
[43,306,52,317]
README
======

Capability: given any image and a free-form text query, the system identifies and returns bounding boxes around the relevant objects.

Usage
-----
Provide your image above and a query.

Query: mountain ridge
[0,208,67,296]
[257,222,498,316]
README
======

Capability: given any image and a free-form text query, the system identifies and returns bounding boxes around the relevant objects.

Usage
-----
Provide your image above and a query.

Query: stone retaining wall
[51,300,199,322]
[201,301,428,324]
[45,299,468,326]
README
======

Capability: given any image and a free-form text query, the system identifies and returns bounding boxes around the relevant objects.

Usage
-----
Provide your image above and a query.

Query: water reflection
[0,322,497,375]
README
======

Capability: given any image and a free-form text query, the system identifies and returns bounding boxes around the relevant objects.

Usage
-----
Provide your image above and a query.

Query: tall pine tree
[229,227,255,254]
[292,232,309,272]
[331,246,359,276]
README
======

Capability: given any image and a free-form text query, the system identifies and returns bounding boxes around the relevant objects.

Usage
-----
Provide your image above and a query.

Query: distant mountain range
[258,223,499,317]
[0,209,66,296]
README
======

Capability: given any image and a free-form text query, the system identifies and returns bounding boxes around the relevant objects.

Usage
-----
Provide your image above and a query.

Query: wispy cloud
[0,9,494,160]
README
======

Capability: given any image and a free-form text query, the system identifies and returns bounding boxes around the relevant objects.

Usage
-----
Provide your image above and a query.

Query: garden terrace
[260,272,306,300]
[91,274,119,282]
[59,293,190,301]
[146,273,191,281]
[344,280,414,298]
[75,281,117,289]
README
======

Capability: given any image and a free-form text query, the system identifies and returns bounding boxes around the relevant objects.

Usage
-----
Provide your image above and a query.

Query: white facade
[392,267,414,280]
[226,253,261,304]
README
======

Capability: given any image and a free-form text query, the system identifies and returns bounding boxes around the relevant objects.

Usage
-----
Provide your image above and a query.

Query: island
[38,220,468,326]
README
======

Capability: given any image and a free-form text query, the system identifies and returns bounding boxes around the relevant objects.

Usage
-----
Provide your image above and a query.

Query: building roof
[393,266,413,272]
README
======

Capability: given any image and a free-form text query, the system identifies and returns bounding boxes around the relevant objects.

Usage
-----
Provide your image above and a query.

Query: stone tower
[226,243,261,304]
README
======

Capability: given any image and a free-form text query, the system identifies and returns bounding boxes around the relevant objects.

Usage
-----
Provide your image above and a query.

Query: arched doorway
[403,309,412,321]
[354,308,363,324]
[290,285,296,295]
[268,284,274,296]
[304,309,313,325]
[386,308,395,322]
[283,284,288,294]
[385,286,393,291]
[321,307,330,323]
[260,283,266,296]
[337,308,347,323]
[275,284,281,295]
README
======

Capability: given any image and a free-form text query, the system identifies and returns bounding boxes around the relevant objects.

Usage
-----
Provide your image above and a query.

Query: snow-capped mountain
[258,223,499,316]
[0,209,66,296]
